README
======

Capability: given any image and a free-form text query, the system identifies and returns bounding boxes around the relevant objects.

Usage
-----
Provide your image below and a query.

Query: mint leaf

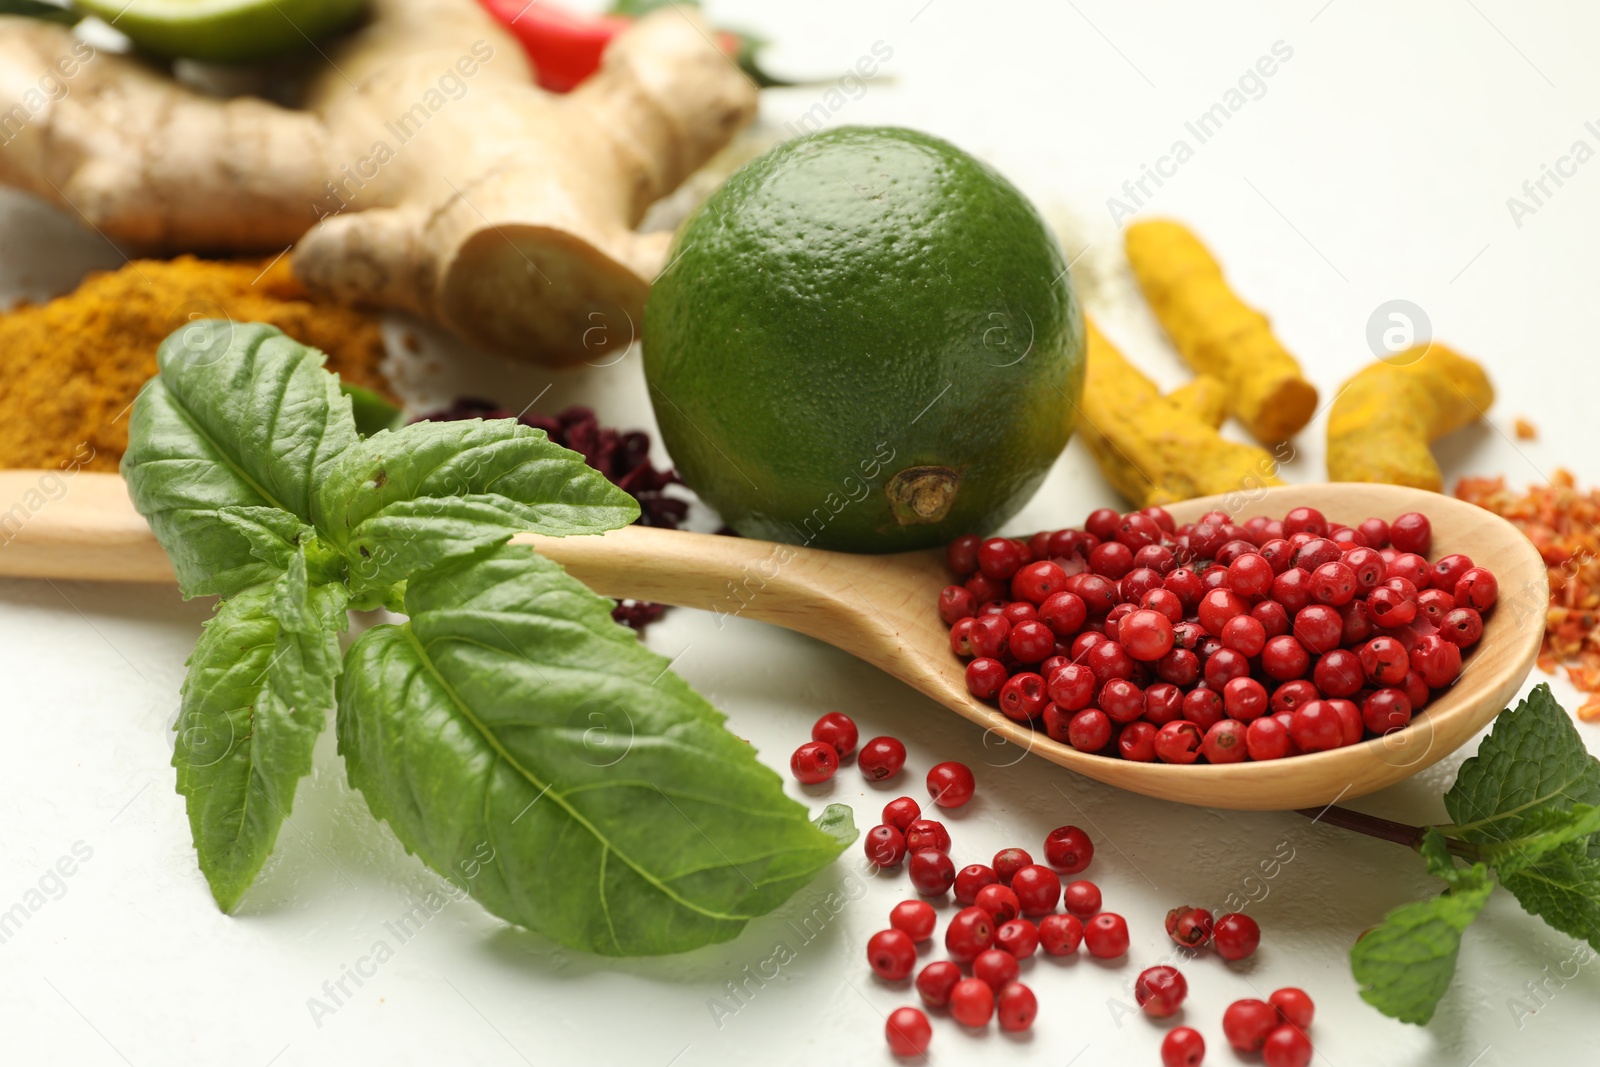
[1343,686,1600,1024]
[175,550,347,910]
[1351,861,1493,1024]
[1418,828,1476,888]
[317,419,638,596]
[1443,684,1600,843]
[121,322,358,598]
[1441,684,1600,949]
[1497,842,1600,950]
[1483,804,1600,875]
[336,545,853,955]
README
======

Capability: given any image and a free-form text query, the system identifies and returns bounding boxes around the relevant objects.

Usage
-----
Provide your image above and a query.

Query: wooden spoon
[0,472,1546,810]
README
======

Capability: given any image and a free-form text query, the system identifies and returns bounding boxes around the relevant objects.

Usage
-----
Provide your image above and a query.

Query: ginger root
[1326,345,1494,492]
[1124,219,1317,443]
[1079,321,1283,507]
[0,0,755,365]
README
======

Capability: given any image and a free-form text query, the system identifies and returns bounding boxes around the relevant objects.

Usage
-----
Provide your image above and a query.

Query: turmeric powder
[1124,219,1317,443]
[1326,345,1493,491]
[1078,321,1284,507]
[0,256,391,472]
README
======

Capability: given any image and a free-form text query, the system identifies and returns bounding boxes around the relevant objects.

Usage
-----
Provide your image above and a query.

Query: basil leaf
[215,506,315,574]
[336,545,853,955]
[1350,862,1493,1024]
[175,550,347,910]
[1444,684,1600,844]
[317,419,638,596]
[122,377,280,599]
[121,321,359,598]
[340,383,405,437]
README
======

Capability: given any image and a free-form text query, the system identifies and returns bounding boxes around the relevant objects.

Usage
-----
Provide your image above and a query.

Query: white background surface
[3,2,1598,1065]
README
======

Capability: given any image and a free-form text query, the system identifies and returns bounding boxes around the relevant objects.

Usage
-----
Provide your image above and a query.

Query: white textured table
[2,2,1595,1064]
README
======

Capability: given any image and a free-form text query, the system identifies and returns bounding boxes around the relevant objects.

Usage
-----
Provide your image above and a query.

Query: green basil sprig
[123,322,854,954]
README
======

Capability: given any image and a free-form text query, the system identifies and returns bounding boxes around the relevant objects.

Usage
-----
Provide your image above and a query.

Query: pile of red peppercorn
[868,810,1309,1063]
[940,505,1499,763]
[785,711,1318,1061]
[875,819,1108,1055]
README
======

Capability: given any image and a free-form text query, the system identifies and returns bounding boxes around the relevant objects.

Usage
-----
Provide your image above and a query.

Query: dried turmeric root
[1326,345,1494,492]
[1167,375,1229,429]
[1079,321,1284,507]
[1124,220,1317,443]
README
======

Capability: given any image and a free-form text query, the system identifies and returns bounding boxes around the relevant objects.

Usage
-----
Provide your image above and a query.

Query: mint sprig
[123,322,855,955]
[1344,684,1600,1022]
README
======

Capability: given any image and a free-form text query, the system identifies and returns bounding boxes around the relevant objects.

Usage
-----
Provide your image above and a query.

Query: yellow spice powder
[0,255,392,473]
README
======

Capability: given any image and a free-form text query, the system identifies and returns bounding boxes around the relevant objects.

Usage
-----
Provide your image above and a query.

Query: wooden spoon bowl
[0,474,1546,809]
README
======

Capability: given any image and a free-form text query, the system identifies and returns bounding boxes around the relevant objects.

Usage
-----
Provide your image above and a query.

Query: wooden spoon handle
[519,525,827,627]
[0,472,847,635]
[0,470,172,583]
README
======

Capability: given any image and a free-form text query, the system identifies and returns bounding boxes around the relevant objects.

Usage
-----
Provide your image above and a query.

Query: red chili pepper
[477,0,631,92]
[479,0,756,93]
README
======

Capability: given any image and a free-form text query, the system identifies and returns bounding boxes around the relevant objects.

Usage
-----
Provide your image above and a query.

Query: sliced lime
[75,0,367,64]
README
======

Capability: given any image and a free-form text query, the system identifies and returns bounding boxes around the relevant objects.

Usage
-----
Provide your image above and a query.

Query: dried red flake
[1457,470,1600,719]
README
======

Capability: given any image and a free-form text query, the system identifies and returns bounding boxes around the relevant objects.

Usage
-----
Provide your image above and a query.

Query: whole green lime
[643,126,1085,553]
[76,0,366,64]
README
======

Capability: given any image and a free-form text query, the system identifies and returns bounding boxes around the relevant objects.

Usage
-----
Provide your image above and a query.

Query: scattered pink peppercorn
[1037,913,1083,956]
[1165,905,1214,948]
[995,918,1039,958]
[1214,912,1262,961]
[1043,825,1094,874]
[811,712,858,758]
[1135,965,1188,1017]
[1161,1026,1206,1067]
[949,977,995,1027]
[1223,998,1278,1052]
[1262,1026,1313,1067]
[881,796,921,832]
[889,899,936,942]
[973,883,1021,924]
[996,982,1038,1033]
[863,824,907,868]
[885,1006,932,1056]
[1083,912,1129,958]
[972,948,1020,991]
[857,736,906,780]
[790,741,838,784]
[927,760,976,807]
[866,928,916,981]
[944,906,996,964]
[915,960,961,1009]
[1269,987,1315,1029]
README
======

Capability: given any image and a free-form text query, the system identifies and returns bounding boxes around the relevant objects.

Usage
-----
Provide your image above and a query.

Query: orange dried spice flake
[1456,470,1600,720]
